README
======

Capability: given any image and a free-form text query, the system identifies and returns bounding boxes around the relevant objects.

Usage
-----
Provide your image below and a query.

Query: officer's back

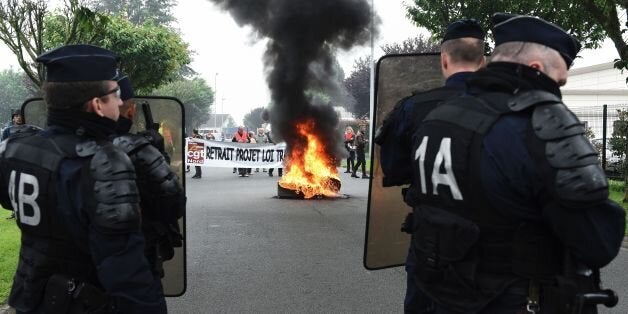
[396,13,625,314]
[0,45,166,313]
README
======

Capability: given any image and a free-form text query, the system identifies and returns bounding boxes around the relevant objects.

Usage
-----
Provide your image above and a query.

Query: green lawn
[608,180,628,231]
[0,210,19,304]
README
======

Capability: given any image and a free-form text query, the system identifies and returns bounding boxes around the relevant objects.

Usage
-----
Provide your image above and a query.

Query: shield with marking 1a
[364,53,444,270]
[22,96,188,296]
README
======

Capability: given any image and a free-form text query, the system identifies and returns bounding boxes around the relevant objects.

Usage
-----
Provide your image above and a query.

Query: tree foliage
[609,109,628,201]
[45,14,190,93]
[344,55,372,119]
[85,0,176,26]
[0,0,190,91]
[344,35,439,119]
[405,1,607,49]
[243,107,266,130]
[0,0,47,85]
[151,77,214,132]
[0,69,39,124]
[380,35,440,55]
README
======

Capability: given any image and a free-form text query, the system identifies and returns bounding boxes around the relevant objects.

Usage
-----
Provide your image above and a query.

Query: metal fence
[572,104,627,179]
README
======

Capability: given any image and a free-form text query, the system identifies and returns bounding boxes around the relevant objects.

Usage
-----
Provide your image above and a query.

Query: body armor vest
[0,130,98,312]
[405,92,567,313]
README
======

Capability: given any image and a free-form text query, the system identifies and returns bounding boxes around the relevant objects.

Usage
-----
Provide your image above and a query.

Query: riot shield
[364,53,444,270]
[22,96,187,296]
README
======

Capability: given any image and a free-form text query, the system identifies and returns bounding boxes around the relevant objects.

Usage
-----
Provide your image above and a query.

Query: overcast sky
[0,0,620,124]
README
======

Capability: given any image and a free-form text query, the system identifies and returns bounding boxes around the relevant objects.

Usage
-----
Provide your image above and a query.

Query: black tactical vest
[405,92,565,312]
[0,130,97,312]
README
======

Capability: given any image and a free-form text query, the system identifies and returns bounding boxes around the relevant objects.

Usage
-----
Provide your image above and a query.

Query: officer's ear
[85,97,106,117]
[528,60,544,73]
[478,55,487,68]
[441,52,449,71]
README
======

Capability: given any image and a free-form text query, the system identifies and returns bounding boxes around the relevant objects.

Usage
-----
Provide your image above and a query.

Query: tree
[0,0,48,85]
[344,35,441,119]
[46,14,190,93]
[0,0,190,90]
[85,0,176,26]
[609,109,628,201]
[243,107,266,130]
[0,69,39,124]
[151,77,214,132]
[405,1,606,50]
[380,35,440,55]
[344,55,372,119]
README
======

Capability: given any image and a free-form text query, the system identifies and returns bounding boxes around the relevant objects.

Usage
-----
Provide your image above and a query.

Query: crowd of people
[187,125,283,178]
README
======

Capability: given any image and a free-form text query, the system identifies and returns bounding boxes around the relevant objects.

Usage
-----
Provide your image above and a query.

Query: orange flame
[279,119,340,198]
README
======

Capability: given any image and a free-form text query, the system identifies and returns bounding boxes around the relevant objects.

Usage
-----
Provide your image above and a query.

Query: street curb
[623,235,628,249]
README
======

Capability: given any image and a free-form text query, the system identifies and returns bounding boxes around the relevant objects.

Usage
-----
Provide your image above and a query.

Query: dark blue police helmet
[491,13,581,68]
[442,18,485,43]
[116,75,135,101]
[36,44,120,82]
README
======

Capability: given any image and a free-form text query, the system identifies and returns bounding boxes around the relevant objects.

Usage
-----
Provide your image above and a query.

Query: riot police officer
[113,74,185,279]
[1,109,25,141]
[376,19,486,313]
[0,45,166,313]
[382,13,625,313]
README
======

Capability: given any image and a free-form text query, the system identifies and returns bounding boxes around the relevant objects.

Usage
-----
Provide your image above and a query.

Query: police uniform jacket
[391,62,625,312]
[0,112,167,313]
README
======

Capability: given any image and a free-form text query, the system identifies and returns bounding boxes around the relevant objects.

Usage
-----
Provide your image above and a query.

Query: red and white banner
[186,138,286,168]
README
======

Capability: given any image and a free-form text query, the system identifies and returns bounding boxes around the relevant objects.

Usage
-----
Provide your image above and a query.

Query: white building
[563,62,628,138]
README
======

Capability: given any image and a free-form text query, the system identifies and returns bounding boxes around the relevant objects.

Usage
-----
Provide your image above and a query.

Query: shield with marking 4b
[22,96,188,296]
[364,53,443,270]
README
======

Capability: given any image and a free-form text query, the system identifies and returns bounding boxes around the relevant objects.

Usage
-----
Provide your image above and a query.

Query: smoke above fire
[208,0,378,160]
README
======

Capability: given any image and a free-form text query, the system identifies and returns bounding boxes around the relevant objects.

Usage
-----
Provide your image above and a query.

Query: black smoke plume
[209,0,378,164]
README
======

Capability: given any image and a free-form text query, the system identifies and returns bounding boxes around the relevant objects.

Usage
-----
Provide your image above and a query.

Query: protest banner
[186,138,286,168]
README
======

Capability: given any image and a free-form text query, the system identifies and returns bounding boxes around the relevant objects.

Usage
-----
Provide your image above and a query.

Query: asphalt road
[166,167,628,313]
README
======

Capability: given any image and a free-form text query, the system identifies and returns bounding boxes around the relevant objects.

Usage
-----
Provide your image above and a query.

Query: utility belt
[406,207,618,313]
[528,267,618,314]
[44,274,111,314]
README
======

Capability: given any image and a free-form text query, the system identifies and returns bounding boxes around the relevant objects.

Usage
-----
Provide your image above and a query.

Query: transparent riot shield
[364,53,444,270]
[22,96,187,296]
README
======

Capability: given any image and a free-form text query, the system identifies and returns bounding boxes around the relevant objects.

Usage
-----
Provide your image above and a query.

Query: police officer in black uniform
[113,74,185,279]
[0,45,166,313]
[376,19,486,313]
[382,13,626,313]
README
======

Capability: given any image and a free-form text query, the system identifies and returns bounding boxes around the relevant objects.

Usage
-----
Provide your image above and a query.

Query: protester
[191,128,203,178]
[0,44,166,313]
[233,126,249,177]
[351,124,369,179]
[344,126,356,173]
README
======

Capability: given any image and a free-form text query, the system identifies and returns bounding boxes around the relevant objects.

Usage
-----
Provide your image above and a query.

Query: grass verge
[0,210,19,304]
[608,180,628,234]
